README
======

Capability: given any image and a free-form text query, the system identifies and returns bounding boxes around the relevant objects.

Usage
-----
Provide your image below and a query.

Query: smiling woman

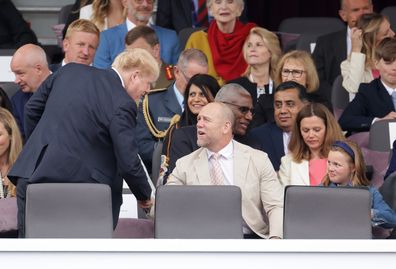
[278,103,344,187]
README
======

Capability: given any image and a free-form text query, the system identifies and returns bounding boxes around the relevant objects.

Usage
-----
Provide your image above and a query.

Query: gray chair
[278,17,345,53]
[331,75,349,120]
[278,17,345,35]
[155,185,243,239]
[25,183,113,238]
[178,27,204,50]
[369,119,396,152]
[381,6,396,32]
[58,4,74,24]
[0,82,19,99]
[283,186,372,239]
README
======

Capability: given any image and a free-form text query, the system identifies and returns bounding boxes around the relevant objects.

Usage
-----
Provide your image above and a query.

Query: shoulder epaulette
[148,87,167,94]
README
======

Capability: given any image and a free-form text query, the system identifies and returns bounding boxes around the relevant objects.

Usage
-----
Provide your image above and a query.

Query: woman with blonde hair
[275,50,331,110]
[278,103,344,187]
[80,0,125,31]
[230,27,281,124]
[341,13,395,94]
[0,108,23,198]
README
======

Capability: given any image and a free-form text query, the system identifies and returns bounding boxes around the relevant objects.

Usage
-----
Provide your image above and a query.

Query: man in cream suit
[167,102,284,239]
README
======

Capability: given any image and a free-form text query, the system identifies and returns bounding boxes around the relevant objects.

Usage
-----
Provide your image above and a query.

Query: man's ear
[153,44,160,60]
[338,10,347,23]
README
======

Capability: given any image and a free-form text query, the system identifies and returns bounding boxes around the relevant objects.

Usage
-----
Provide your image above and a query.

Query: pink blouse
[309,159,327,186]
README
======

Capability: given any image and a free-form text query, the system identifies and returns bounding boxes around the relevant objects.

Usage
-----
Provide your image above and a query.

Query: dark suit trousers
[16,177,29,238]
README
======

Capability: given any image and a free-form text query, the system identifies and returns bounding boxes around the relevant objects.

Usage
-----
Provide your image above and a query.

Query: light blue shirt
[173,84,184,112]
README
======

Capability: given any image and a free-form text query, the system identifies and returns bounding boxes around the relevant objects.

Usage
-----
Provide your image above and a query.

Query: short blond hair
[65,19,100,40]
[112,48,160,80]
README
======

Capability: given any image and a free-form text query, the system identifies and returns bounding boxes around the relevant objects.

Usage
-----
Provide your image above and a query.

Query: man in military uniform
[136,48,208,170]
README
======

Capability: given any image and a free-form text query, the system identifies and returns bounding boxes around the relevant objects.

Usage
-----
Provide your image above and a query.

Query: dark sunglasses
[222,101,254,115]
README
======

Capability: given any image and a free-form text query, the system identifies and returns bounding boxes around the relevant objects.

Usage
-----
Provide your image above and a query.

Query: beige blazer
[278,154,310,187]
[167,141,284,239]
[341,52,374,94]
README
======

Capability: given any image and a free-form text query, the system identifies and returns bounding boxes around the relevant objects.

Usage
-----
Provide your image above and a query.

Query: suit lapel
[376,79,395,111]
[165,84,183,115]
[233,142,249,188]
[195,149,212,185]
[180,0,193,23]
[271,124,285,161]
[295,160,310,185]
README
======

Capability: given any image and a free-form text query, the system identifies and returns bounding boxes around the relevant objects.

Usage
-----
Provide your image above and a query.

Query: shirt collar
[126,18,150,31]
[381,80,396,95]
[112,67,125,87]
[172,83,184,110]
[206,140,234,160]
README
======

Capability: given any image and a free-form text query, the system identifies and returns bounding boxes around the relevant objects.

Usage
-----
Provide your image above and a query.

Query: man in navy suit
[8,48,159,237]
[339,37,396,133]
[50,19,100,72]
[94,0,180,68]
[136,48,208,169]
[247,81,308,171]
[10,44,51,139]
[312,0,373,101]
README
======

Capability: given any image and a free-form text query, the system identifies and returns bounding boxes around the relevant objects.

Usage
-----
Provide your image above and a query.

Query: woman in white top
[341,13,394,94]
[80,0,125,31]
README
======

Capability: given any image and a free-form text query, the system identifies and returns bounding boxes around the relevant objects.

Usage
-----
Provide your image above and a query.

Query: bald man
[167,102,284,239]
[10,44,51,138]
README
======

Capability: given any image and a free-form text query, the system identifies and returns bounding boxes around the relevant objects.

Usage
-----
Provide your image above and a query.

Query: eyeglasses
[281,69,306,78]
[178,68,191,82]
[134,0,154,4]
[222,101,254,115]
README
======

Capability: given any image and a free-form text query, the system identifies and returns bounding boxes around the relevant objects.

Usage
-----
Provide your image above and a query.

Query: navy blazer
[247,122,285,171]
[136,84,183,167]
[10,90,33,140]
[339,79,395,133]
[8,64,151,225]
[93,22,180,68]
[313,29,347,101]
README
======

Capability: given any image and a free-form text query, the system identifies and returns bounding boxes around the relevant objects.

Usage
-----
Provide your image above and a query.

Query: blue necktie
[392,91,396,110]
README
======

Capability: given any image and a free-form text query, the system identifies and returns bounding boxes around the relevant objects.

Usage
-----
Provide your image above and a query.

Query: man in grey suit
[167,102,284,239]
[313,0,373,101]
[136,48,208,169]
[9,49,159,237]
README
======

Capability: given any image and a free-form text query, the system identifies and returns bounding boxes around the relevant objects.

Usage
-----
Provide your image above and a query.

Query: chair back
[283,185,372,239]
[278,17,345,35]
[369,119,396,152]
[178,27,205,49]
[25,183,113,238]
[155,185,243,239]
[379,171,396,210]
[381,6,396,32]
[331,75,349,120]
[58,4,73,24]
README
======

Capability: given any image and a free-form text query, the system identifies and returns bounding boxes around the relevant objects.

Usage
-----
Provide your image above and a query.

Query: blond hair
[242,27,282,79]
[65,19,100,39]
[275,50,319,93]
[112,48,159,80]
[0,108,22,196]
[90,0,126,31]
[322,140,370,187]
